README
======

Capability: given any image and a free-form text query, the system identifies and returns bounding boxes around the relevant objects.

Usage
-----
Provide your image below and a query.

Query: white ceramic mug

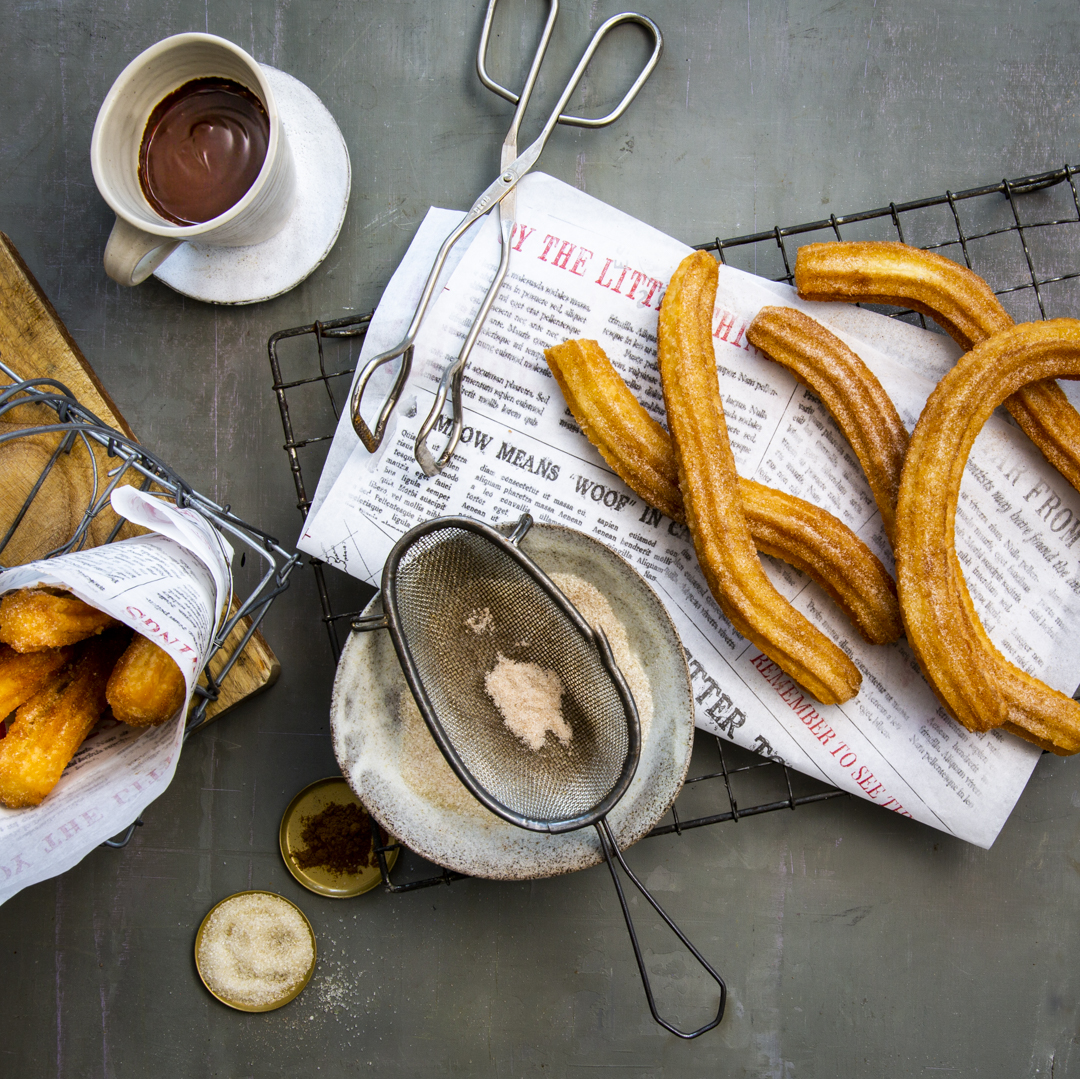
[91,33,296,287]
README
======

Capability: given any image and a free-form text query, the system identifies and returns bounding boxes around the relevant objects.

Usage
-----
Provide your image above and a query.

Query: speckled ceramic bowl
[330,523,694,880]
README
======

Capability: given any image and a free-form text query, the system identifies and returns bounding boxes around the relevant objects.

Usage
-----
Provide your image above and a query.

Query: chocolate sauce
[138,78,269,225]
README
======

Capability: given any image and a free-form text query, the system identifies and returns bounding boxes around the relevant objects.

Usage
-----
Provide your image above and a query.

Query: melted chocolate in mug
[138,78,270,225]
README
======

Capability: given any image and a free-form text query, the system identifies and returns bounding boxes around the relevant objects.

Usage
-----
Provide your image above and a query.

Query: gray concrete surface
[3,1,1080,1075]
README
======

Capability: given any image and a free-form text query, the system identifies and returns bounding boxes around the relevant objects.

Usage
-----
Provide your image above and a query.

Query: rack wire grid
[0,362,299,847]
[269,161,1080,891]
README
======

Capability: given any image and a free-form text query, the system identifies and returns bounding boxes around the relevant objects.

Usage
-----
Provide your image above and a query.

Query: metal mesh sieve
[377,516,639,830]
[390,523,632,822]
[353,513,724,1038]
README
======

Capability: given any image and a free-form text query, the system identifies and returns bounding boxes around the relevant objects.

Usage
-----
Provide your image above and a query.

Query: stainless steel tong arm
[350,7,663,458]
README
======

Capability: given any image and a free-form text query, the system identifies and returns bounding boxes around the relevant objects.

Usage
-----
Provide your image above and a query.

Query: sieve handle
[351,612,389,632]
[595,817,726,1039]
[506,512,533,546]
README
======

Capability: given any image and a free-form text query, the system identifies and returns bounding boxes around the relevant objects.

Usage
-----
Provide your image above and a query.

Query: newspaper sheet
[0,489,231,904]
[297,172,1080,848]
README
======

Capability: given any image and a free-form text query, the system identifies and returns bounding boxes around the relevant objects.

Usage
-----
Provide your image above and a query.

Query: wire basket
[268,161,1080,890]
[0,362,299,843]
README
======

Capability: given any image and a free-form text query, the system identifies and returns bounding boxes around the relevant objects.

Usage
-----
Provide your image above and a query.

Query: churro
[0,630,131,807]
[794,240,1011,348]
[0,643,73,718]
[739,479,900,646]
[545,337,901,645]
[659,250,860,705]
[546,338,682,519]
[795,240,1080,493]
[107,633,187,727]
[0,587,116,652]
[895,319,1080,753]
[746,306,909,546]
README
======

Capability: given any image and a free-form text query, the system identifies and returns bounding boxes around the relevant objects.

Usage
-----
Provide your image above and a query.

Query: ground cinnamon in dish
[485,654,571,750]
[293,801,375,875]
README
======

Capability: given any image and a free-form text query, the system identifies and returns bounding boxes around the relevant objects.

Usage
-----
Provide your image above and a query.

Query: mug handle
[103,216,182,286]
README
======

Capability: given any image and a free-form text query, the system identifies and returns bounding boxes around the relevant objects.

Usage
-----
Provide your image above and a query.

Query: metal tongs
[349,0,663,475]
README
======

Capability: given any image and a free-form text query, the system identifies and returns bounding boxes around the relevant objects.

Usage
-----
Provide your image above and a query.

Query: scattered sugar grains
[485,654,571,751]
[197,893,314,1007]
[464,607,494,634]
[550,572,653,742]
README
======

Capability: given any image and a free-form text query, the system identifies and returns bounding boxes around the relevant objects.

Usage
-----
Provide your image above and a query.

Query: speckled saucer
[330,523,695,881]
[153,65,350,304]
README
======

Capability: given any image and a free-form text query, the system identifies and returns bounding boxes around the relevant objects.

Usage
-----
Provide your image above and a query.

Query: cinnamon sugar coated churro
[895,319,1080,754]
[746,306,909,546]
[544,337,901,645]
[658,249,860,704]
[106,633,187,727]
[738,479,901,646]
[0,630,131,807]
[794,240,1080,494]
[794,240,1012,349]
[0,588,117,652]
[0,583,191,805]
[0,643,73,717]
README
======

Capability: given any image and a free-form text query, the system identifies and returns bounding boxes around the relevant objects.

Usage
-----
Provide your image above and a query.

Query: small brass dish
[194,890,316,1012]
[279,776,397,898]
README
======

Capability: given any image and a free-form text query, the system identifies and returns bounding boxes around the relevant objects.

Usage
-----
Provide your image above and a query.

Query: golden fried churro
[746,306,909,546]
[794,240,1012,349]
[0,588,117,652]
[0,643,73,718]
[545,337,901,645]
[739,479,901,646]
[795,240,1080,494]
[1005,382,1080,496]
[896,319,1080,753]
[107,633,187,727]
[659,250,860,704]
[0,631,131,807]
[546,338,683,519]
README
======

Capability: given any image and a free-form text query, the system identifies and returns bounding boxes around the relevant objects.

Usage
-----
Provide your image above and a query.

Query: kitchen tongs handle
[595,817,726,1039]
[477,1,664,129]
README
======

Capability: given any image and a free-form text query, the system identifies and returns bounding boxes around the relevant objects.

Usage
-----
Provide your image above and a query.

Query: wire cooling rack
[702,163,1080,323]
[269,161,1080,890]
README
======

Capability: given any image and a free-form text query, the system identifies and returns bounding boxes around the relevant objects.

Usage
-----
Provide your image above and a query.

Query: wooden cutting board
[0,232,280,723]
